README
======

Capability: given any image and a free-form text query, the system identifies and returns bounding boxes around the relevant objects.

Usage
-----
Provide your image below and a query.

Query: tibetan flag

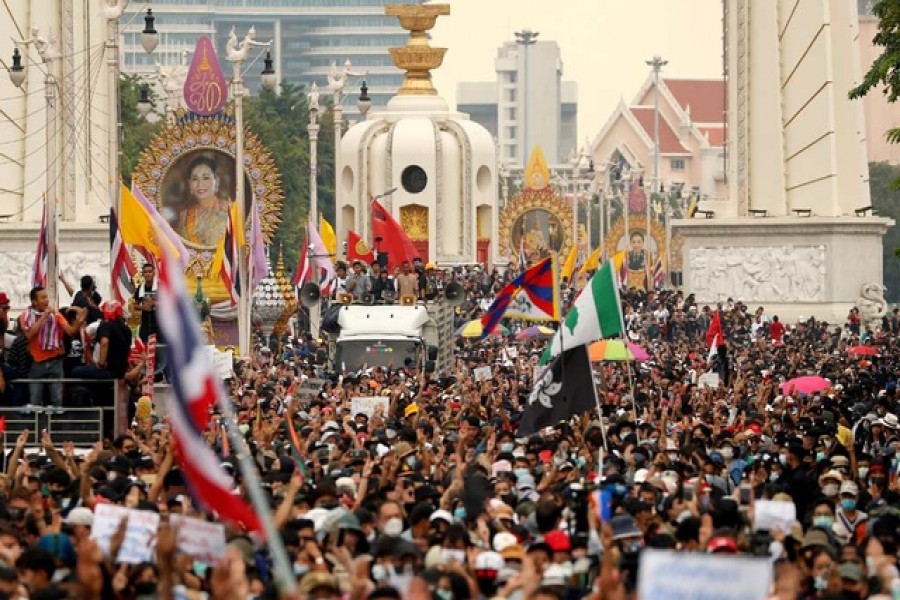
[347,230,374,264]
[481,257,559,337]
[319,215,337,263]
[372,199,420,270]
[32,204,48,288]
[541,261,624,364]
[110,208,137,305]
[156,239,262,535]
[560,244,578,283]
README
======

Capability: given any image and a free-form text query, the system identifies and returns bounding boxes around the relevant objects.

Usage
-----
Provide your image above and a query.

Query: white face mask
[822,483,839,498]
[719,448,734,460]
[382,517,403,537]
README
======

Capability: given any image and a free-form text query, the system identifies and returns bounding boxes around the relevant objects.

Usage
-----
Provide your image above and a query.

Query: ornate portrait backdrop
[511,209,565,260]
[159,150,252,249]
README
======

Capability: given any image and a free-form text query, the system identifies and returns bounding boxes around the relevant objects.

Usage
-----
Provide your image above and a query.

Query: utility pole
[646,55,667,263]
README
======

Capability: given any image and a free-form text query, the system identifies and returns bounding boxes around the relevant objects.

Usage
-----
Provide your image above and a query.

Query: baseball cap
[543,530,571,553]
[839,480,858,496]
[0,292,9,308]
[707,536,738,554]
[63,507,94,527]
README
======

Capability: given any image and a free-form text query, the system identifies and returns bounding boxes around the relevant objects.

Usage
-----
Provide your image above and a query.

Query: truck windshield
[335,339,420,371]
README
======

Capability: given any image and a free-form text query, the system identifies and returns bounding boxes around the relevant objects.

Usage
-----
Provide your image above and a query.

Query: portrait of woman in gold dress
[175,155,232,247]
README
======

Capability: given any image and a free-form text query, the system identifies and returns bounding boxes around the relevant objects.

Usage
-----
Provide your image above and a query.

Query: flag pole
[218,396,297,594]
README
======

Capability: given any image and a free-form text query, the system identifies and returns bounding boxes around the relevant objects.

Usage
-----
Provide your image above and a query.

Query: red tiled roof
[699,126,726,146]
[630,107,688,154]
[663,79,726,124]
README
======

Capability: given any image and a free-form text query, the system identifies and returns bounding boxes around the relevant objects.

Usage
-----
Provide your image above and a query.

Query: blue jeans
[29,357,63,407]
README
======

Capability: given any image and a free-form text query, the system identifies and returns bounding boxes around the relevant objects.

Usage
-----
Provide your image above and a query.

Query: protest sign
[170,515,227,563]
[638,548,772,600]
[698,372,720,389]
[753,500,796,533]
[91,504,160,564]
[351,396,390,419]
[474,366,492,382]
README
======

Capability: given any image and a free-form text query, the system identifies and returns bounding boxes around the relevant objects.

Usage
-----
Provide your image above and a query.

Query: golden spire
[385,4,451,96]
[524,147,551,190]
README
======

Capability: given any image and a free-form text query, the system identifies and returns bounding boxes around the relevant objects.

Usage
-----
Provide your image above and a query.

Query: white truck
[323,302,455,374]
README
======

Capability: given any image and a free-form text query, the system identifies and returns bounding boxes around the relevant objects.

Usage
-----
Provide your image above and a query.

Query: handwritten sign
[91,504,160,564]
[184,36,228,116]
[638,549,772,600]
[170,515,226,563]
[474,366,493,382]
[698,372,720,389]
[351,396,390,419]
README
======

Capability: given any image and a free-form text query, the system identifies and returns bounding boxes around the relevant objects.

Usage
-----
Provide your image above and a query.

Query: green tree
[851,0,900,147]
[868,161,900,301]
[119,75,162,187]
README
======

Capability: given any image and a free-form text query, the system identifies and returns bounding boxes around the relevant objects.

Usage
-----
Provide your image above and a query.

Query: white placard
[214,349,234,380]
[698,372,721,389]
[506,347,518,359]
[170,515,227,563]
[351,396,390,419]
[473,366,493,382]
[90,504,160,564]
[638,548,772,600]
[753,500,797,533]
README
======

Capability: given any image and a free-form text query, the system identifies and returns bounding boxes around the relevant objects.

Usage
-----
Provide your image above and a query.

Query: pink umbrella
[780,375,831,396]
[626,342,651,362]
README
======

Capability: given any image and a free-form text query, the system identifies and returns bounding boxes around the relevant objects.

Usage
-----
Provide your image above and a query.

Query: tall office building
[121,0,419,113]
[457,40,578,167]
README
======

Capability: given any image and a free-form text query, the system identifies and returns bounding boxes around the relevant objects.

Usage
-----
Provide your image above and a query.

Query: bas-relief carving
[688,245,826,302]
[858,283,887,331]
[0,251,110,307]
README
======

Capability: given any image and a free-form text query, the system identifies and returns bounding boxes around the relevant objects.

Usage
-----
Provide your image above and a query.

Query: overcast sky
[429,0,724,144]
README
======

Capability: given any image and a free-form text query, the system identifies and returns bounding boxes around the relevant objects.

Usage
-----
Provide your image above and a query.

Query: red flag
[706,310,724,364]
[292,232,311,287]
[371,199,420,270]
[347,230,374,264]
[0,416,7,433]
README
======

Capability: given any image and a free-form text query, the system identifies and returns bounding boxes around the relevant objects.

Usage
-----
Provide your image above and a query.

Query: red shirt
[770,320,785,343]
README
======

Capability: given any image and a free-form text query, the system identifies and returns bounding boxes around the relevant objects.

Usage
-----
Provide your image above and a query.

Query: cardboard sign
[351,396,390,419]
[698,372,721,389]
[473,366,492,382]
[91,504,160,564]
[213,348,233,380]
[170,515,227,563]
[638,548,772,600]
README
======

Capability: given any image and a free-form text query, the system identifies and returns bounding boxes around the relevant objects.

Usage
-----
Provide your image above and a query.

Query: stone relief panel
[688,245,826,303]
[0,251,110,308]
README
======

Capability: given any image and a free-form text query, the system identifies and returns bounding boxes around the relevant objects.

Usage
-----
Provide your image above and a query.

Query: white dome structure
[336,4,498,266]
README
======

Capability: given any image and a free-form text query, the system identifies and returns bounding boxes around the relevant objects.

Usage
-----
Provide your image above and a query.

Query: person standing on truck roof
[346,260,372,302]
[332,262,349,299]
[397,261,419,299]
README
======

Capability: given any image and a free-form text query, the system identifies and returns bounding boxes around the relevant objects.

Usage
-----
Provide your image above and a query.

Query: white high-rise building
[457,39,577,168]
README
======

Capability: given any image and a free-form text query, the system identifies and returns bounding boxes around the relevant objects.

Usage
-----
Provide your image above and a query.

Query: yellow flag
[611,250,627,275]
[560,244,578,282]
[119,184,161,255]
[579,245,603,275]
[210,202,244,277]
[319,215,336,262]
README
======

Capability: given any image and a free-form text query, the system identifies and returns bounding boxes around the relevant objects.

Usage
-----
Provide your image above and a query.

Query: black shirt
[134,284,162,342]
[97,320,132,378]
[72,290,103,324]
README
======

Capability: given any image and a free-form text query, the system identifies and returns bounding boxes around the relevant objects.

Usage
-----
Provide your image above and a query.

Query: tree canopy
[850,0,900,145]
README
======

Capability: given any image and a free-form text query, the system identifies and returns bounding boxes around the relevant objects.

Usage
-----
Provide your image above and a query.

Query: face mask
[779,454,788,467]
[501,493,517,507]
[840,498,856,511]
[382,517,403,537]
[453,507,467,521]
[436,589,453,600]
[813,575,827,591]
[812,515,834,529]
[720,448,733,460]
[649,437,659,446]
[440,549,466,564]
[858,467,869,480]
[514,468,529,479]
[500,443,514,453]
[134,582,158,597]
[667,452,679,462]
[772,424,781,433]
[406,456,419,469]
[822,483,839,498]
[815,452,826,463]
[294,563,309,577]
[125,450,142,461]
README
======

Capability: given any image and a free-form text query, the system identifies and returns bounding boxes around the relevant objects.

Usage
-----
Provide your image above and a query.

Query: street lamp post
[514,30,538,167]
[307,83,321,339]
[646,55,667,252]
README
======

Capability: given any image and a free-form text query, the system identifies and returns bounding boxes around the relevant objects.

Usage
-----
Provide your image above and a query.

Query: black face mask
[501,494,517,508]
[125,450,142,461]
[134,582,157,596]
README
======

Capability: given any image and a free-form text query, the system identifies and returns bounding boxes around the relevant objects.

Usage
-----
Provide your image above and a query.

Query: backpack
[8,330,32,373]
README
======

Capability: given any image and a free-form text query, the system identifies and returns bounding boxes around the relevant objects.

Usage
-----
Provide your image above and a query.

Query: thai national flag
[292,232,312,287]
[651,255,664,290]
[480,257,559,337]
[157,244,262,535]
[109,208,136,305]
[32,204,48,288]
[220,205,241,306]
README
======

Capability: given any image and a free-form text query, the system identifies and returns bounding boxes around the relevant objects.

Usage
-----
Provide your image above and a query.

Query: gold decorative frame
[132,107,283,273]
[498,186,573,264]
[400,204,429,241]
[604,216,668,269]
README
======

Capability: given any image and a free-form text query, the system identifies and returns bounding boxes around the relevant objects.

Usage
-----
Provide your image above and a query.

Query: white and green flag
[541,261,624,364]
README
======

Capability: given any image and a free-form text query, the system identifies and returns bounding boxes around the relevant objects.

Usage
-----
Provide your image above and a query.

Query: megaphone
[444,282,464,306]
[299,282,321,308]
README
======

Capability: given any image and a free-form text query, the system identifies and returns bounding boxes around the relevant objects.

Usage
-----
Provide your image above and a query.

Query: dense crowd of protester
[0,260,896,600]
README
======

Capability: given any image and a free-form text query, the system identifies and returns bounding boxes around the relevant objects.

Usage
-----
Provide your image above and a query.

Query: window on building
[505,108,517,121]
[508,72,517,84]
[670,158,686,171]
[505,88,517,102]
[505,126,517,139]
